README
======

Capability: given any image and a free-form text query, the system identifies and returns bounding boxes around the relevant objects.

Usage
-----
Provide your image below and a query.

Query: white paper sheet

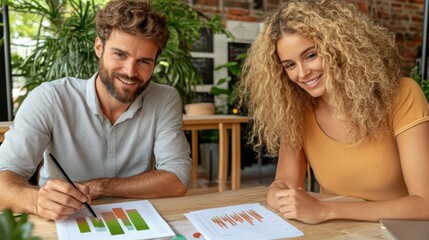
[185,203,303,240]
[55,200,174,240]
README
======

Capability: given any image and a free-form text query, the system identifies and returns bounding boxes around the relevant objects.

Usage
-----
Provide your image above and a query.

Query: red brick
[193,0,425,75]
[195,0,218,6]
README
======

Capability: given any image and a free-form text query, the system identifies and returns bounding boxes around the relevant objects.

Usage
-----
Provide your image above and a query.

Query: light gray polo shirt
[0,74,192,187]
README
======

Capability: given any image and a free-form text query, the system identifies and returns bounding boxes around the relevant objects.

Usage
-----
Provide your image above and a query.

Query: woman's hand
[276,188,328,224]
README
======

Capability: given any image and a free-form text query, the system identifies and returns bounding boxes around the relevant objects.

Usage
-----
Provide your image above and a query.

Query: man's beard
[98,58,150,104]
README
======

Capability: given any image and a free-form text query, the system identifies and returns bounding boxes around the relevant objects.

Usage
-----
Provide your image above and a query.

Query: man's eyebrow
[280,46,315,64]
[111,47,155,63]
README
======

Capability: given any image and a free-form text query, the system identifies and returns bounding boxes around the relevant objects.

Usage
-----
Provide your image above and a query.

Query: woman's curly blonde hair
[238,0,401,155]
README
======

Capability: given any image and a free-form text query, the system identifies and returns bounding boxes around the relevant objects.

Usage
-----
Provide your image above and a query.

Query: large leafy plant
[3,0,230,110]
[0,209,40,240]
[3,0,99,108]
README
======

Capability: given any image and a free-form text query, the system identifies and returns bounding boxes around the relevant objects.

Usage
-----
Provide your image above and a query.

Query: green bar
[112,207,134,230]
[91,218,105,228]
[90,217,107,232]
[101,212,125,235]
[126,209,150,231]
[105,219,124,235]
[76,217,91,233]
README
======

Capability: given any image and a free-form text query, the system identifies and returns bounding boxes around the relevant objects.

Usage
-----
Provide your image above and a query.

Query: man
[0,0,192,220]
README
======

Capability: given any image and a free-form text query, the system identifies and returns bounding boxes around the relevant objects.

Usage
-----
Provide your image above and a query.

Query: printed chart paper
[56,200,175,240]
[185,203,303,240]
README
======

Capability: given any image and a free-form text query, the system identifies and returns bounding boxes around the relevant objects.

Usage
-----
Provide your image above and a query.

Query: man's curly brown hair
[95,0,169,56]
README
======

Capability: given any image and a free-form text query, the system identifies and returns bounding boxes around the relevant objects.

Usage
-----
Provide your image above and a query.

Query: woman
[238,0,429,224]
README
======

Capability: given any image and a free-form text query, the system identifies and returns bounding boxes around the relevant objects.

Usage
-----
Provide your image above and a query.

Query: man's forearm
[85,170,187,199]
[0,171,39,214]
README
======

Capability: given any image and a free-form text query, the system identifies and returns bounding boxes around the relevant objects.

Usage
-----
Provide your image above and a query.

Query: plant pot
[185,103,216,116]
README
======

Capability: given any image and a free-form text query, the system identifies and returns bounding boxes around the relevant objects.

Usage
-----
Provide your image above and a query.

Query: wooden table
[183,115,249,191]
[28,186,394,240]
[0,121,12,142]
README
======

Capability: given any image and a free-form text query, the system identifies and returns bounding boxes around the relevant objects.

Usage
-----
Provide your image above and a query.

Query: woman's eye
[284,63,295,70]
[306,52,317,60]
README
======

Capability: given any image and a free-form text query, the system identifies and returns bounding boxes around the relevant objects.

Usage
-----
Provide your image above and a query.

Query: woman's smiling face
[277,32,326,98]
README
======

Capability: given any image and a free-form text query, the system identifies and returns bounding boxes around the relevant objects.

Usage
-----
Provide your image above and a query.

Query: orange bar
[247,209,264,222]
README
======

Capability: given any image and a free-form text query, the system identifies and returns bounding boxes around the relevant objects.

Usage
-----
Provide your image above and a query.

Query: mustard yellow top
[303,77,429,201]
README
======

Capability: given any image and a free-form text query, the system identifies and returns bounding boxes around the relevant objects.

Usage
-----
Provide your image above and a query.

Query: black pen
[48,153,99,219]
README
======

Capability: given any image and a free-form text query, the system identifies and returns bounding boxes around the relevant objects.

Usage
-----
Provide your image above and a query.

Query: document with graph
[185,203,303,240]
[55,200,174,240]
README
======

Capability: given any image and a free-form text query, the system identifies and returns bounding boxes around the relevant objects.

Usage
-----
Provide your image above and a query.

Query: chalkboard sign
[228,42,250,63]
[191,28,214,53]
[253,0,263,9]
[191,57,214,84]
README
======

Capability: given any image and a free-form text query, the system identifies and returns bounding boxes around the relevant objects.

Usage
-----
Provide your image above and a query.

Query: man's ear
[94,37,103,58]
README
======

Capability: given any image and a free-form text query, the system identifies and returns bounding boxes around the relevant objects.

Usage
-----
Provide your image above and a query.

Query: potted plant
[4,0,231,110]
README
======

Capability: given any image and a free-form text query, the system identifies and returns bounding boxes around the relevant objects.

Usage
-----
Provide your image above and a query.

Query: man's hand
[36,179,91,220]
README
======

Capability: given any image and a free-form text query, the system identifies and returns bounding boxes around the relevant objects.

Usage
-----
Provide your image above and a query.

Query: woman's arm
[267,143,307,209]
[275,121,429,224]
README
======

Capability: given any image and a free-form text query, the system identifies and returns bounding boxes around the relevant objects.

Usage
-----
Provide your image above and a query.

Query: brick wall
[191,0,425,76]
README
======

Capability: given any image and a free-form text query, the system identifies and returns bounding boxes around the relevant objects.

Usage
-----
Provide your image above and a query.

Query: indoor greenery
[151,0,232,105]
[0,209,40,240]
[2,0,231,110]
[0,22,3,47]
[210,53,246,114]
[2,0,100,108]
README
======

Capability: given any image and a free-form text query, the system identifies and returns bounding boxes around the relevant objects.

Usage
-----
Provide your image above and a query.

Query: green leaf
[0,209,40,240]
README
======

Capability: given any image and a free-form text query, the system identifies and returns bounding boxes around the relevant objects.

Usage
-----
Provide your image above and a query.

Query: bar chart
[56,200,175,240]
[185,203,303,240]
[74,207,151,235]
[211,209,264,228]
